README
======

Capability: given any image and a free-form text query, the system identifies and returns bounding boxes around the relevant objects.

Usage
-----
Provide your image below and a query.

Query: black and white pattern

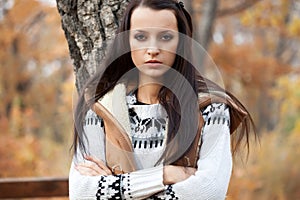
[201,103,230,127]
[97,174,179,200]
[96,175,122,200]
[126,92,168,151]
[149,185,179,200]
[129,107,166,149]
[84,112,104,127]
[129,108,167,134]
[126,92,138,105]
[122,173,133,199]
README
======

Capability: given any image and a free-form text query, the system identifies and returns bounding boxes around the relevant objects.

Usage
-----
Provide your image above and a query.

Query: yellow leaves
[241,0,283,27]
[240,11,254,26]
[229,127,300,199]
[0,0,72,178]
[271,75,300,132]
[280,0,290,16]
[240,0,300,38]
[10,96,22,136]
[14,134,38,164]
[288,16,300,37]
[291,119,300,136]
[220,33,300,197]
[269,14,283,27]
[229,75,300,198]
[0,132,39,177]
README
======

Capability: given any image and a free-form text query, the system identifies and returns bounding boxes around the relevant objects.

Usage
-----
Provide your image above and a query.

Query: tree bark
[56,0,129,93]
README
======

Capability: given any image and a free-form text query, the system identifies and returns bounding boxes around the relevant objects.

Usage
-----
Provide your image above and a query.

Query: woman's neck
[137,75,162,104]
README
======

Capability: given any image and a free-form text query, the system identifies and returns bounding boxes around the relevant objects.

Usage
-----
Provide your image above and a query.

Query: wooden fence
[0,177,68,199]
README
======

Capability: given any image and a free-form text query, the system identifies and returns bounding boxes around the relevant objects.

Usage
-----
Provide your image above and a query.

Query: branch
[217,0,261,17]
[22,11,46,32]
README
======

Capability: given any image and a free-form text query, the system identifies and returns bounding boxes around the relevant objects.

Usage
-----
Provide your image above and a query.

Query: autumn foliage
[210,0,300,199]
[0,0,73,177]
[0,0,299,199]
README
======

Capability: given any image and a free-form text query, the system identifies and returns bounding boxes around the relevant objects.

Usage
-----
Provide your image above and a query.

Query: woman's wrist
[163,165,197,185]
[163,165,184,185]
[163,165,173,185]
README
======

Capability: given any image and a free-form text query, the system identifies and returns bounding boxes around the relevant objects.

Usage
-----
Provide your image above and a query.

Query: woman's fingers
[75,165,100,176]
[78,161,103,174]
[75,163,108,176]
[85,156,112,175]
[74,155,113,176]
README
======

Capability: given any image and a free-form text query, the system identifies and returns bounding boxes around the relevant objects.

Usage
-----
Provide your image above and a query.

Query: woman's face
[129,7,179,79]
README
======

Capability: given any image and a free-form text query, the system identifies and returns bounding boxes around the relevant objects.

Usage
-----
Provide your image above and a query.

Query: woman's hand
[163,165,197,185]
[75,156,112,176]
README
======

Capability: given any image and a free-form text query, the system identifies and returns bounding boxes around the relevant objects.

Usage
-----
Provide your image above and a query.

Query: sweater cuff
[123,165,165,200]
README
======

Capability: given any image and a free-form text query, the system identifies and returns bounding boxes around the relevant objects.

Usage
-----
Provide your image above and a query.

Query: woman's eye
[134,34,147,41]
[160,34,174,41]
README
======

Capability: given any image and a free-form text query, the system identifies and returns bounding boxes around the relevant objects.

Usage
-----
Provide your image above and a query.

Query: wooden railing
[0,177,68,199]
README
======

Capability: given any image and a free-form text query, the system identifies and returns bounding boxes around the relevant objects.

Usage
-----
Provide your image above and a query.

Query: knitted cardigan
[69,84,232,200]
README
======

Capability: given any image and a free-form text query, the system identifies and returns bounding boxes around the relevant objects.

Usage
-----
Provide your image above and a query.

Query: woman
[69,0,256,199]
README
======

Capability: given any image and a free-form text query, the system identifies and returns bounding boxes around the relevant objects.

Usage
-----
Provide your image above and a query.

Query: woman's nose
[146,47,160,56]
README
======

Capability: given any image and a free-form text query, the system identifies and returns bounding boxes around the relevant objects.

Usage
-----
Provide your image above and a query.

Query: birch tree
[56,0,129,93]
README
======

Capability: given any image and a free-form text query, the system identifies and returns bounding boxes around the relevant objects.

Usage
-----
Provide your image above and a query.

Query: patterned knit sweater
[69,92,232,200]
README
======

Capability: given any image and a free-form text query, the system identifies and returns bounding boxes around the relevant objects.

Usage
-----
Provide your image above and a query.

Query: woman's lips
[144,61,163,68]
[146,60,162,64]
[145,60,162,66]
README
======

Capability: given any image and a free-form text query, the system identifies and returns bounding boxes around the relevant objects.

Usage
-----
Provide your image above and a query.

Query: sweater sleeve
[69,110,165,200]
[150,103,232,200]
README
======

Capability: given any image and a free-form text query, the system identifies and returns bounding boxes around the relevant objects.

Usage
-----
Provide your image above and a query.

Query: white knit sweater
[69,92,232,200]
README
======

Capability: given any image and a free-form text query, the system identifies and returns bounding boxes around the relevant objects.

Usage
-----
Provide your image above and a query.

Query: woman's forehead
[130,7,178,31]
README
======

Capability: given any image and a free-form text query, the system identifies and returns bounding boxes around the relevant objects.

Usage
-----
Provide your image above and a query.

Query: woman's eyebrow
[131,29,176,33]
[158,30,175,34]
[132,29,147,33]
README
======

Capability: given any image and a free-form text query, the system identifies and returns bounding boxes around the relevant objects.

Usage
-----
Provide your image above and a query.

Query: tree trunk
[195,0,219,72]
[56,0,129,93]
[275,2,292,62]
[198,0,219,51]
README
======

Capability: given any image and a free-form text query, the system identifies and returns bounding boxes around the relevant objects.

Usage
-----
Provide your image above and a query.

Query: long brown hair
[73,0,256,164]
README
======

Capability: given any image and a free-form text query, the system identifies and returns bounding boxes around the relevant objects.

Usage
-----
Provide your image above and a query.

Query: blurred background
[0,0,299,199]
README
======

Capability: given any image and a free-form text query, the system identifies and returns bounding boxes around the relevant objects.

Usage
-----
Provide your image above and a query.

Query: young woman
[69,0,256,199]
